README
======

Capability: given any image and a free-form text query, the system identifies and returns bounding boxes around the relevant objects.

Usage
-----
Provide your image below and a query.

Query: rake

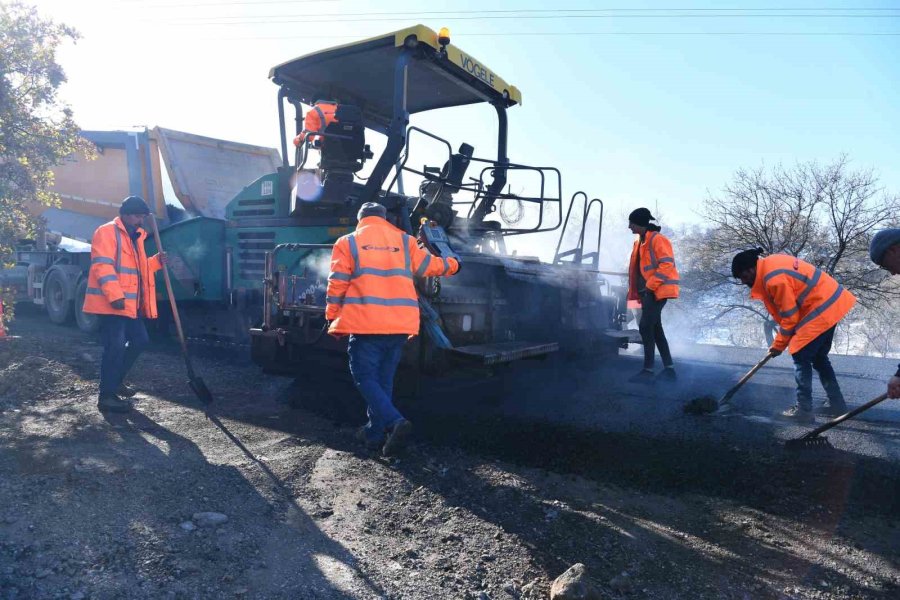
[785,392,890,450]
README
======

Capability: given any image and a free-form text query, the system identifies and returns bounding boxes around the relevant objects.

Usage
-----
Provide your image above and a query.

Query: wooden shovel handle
[719,352,774,406]
[148,215,195,376]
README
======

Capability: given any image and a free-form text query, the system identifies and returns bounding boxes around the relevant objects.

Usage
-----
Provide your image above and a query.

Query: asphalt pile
[0,354,89,406]
[683,395,719,415]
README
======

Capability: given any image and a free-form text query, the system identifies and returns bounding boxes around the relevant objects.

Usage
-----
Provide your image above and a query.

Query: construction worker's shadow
[95,408,385,598]
[388,445,893,598]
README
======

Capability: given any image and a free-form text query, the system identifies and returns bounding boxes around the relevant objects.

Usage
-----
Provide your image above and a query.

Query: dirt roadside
[1,316,898,599]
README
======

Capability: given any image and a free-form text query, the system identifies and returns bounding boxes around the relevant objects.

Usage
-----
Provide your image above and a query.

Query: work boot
[97,393,131,413]
[382,419,413,457]
[354,426,383,453]
[657,366,677,381]
[781,405,815,424]
[117,383,137,398]
[628,369,655,384]
[817,401,848,417]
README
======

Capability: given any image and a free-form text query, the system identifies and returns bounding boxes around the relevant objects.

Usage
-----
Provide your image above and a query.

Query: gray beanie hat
[357,202,387,221]
[869,228,900,265]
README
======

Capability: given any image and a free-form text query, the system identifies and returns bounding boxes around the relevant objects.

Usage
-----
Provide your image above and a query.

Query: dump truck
[0,127,281,333]
[152,25,631,373]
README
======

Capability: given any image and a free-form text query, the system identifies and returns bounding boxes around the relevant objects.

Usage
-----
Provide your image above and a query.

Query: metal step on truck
[0,127,282,333]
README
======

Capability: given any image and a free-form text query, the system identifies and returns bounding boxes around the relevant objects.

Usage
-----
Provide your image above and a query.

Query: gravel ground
[0,313,898,599]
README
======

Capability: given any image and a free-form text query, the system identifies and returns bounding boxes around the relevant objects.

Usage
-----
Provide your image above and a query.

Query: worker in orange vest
[626,207,679,382]
[869,229,900,399]
[293,100,338,147]
[326,202,459,456]
[731,249,856,423]
[83,197,166,413]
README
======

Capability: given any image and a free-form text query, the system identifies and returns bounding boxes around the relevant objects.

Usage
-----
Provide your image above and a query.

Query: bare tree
[677,157,899,350]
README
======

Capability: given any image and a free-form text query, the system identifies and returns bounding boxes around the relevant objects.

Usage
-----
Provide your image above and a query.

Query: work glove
[767,347,783,358]
[111,299,126,310]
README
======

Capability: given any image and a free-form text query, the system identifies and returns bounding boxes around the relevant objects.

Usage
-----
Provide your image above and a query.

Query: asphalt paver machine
[158,25,630,373]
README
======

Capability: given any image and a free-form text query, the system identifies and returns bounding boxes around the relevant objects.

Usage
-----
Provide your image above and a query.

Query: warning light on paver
[438,27,451,47]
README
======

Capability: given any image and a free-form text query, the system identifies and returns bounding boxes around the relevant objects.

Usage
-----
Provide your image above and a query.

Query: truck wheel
[44,270,73,324]
[74,279,99,333]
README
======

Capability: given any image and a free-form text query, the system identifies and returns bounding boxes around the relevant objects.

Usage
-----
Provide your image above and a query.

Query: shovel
[785,392,890,450]
[684,351,775,415]
[148,214,214,408]
[718,351,776,408]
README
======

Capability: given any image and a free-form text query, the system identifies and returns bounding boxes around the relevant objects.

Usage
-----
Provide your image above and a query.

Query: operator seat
[319,104,372,181]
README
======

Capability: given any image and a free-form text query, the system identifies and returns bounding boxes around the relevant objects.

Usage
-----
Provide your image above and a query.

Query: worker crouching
[83,197,166,413]
[731,249,856,423]
[326,202,460,456]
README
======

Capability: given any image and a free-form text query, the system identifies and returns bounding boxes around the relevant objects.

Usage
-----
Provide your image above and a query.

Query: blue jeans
[99,315,149,396]
[347,334,407,443]
[792,326,845,411]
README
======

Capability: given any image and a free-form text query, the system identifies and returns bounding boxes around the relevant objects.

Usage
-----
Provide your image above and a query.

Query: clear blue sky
[34,0,900,239]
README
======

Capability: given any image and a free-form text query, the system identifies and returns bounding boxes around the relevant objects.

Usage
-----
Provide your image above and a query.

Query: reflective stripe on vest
[92,257,115,266]
[401,235,412,274]
[346,233,412,279]
[329,272,351,281]
[641,232,675,272]
[348,235,360,276]
[646,232,658,269]
[416,254,432,277]
[766,266,824,321]
[86,288,138,300]
[778,284,845,337]
[98,274,118,285]
[114,226,122,274]
[656,273,680,285]
[326,295,418,307]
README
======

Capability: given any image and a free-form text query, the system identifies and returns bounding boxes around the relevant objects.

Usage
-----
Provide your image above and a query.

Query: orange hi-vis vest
[628,231,680,302]
[750,254,856,354]
[293,101,338,147]
[82,217,163,319]
[326,216,460,335]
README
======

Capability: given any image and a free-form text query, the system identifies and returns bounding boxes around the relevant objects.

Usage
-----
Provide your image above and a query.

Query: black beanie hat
[731,248,764,278]
[120,196,151,215]
[628,207,655,228]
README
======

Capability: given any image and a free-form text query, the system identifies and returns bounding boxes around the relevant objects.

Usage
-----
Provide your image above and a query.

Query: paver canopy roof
[269,25,522,130]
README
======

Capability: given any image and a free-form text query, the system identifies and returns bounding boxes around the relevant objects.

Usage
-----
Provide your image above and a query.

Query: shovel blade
[189,377,214,406]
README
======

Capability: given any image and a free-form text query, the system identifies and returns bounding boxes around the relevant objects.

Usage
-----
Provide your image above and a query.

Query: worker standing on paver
[83,197,166,413]
[869,229,900,399]
[731,249,856,423]
[326,202,460,456]
[626,207,679,382]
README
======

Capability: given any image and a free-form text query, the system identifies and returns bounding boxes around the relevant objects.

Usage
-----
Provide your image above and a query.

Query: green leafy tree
[1,1,86,265]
